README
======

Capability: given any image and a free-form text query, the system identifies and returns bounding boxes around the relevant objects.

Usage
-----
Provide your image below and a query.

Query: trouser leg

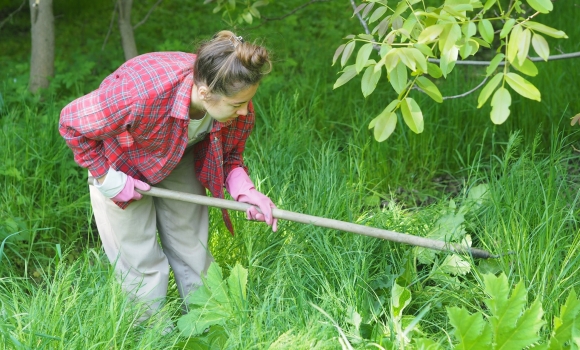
[154,147,214,305]
[90,183,169,320]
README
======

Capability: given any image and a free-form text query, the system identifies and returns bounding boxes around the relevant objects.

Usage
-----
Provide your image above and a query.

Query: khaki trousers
[90,146,213,319]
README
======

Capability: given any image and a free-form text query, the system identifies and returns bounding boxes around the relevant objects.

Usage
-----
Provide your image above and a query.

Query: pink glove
[226,167,278,232]
[94,168,150,202]
[112,176,150,201]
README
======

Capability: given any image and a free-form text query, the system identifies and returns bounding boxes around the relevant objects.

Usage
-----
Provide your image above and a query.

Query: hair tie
[230,35,244,48]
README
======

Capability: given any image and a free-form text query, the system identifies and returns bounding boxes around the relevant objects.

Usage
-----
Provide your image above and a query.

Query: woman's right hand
[93,168,150,201]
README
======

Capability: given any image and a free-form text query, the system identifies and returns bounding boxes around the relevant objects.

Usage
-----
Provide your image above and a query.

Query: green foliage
[203,0,269,26]
[448,273,580,350]
[177,262,248,337]
[330,0,570,140]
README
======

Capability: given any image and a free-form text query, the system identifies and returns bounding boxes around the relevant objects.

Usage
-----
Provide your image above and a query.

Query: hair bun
[194,31,272,96]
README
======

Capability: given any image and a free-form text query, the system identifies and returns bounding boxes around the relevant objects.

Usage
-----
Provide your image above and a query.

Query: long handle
[88,177,497,259]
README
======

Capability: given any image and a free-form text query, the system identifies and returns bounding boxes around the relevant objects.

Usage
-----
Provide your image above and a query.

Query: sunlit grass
[1,0,579,347]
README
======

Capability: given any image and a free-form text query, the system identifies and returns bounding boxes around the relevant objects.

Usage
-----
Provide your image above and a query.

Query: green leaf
[333,65,357,89]
[499,18,516,39]
[391,282,412,319]
[362,2,375,18]
[390,62,407,94]
[472,36,491,48]
[526,0,553,13]
[369,99,399,129]
[402,15,418,38]
[241,12,253,24]
[413,43,434,57]
[227,263,248,311]
[477,72,503,108]
[524,21,568,38]
[401,97,424,134]
[397,49,417,72]
[448,306,493,349]
[486,53,505,76]
[490,87,511,124]
[384,49,400,72]
[440,46,459,77]
[483,275,525,328]
[443,23,461,53]
[462,22,476,38]
[356,43,374,73]
[511,58,538,77]
[418,24,445,44]
[248,6,260,18]
[507,24,522,63]
[358,33,374,41]
[484,0,497,10]
[496,298,544,349]
[416,76,443,103]
[427,63,443,78]
[178,307,230,337]
[405,48,428,73]
[467,183,489,207]
[369,6,387,23]
[549,290,580,348]
[517,29,532,65]
[373,111,398,142]
[439,254,471,276]
[505,72,541,101]
[478,19,494,43]
[362,64,382,97]
[531,33,549,61]
[341,41,356,67]
[332,44,346,66]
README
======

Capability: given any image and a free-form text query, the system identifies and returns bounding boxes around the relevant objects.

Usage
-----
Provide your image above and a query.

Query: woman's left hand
[237,189,278,232]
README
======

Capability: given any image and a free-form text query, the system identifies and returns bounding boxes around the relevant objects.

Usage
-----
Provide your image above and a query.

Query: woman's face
[202,84,259,123]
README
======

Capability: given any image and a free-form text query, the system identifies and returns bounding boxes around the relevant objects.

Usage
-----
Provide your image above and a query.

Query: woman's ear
[197,85,210,101]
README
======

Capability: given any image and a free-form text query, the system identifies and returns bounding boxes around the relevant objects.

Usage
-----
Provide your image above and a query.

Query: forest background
[1,0,580,349]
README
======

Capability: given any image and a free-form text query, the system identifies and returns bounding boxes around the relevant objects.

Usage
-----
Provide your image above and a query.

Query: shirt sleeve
[223,102,255,180]
[59,72,135,178]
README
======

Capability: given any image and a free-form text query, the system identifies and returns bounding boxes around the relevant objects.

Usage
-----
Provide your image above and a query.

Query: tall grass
[0,249,180,349]
[1,0,580,347]
[0,93,91,274]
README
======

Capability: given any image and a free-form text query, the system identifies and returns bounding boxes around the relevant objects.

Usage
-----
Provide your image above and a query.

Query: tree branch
[347,0,580,100]
[429,52,580,66]
[0,0,26,31]
[349,0,381,51]
[133,0,163,30]
[350,0,371,35]
[102,0,119,51]
[443,76,488,100]
[260,0,331,21]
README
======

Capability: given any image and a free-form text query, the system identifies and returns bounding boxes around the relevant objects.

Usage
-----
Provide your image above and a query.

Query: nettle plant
[333,0,567,141]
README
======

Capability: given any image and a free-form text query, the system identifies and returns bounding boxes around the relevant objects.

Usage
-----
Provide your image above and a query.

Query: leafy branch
[0,0,26,31]
[335,0,572,141]
[204,0,330,26]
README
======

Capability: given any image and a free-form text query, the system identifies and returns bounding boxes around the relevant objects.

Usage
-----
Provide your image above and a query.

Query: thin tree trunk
[29,0,54,93]
[118,0,138,61]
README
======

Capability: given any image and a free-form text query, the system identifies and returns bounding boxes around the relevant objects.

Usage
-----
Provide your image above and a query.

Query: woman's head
[193,31,272,97]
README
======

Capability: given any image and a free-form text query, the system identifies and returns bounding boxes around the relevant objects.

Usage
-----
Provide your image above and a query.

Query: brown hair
[193,30,272,97]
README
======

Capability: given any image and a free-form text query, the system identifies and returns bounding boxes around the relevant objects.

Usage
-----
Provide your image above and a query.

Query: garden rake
[88,177,498,259]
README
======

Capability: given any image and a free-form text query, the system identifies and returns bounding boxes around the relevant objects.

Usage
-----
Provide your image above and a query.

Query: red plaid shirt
[59,52,254,233]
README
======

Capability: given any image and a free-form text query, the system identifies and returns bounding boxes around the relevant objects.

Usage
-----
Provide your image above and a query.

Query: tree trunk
[29,0,55,93]
[118,0,138,61]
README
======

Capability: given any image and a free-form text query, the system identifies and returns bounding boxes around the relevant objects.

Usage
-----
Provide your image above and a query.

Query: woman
[59,31,277,323]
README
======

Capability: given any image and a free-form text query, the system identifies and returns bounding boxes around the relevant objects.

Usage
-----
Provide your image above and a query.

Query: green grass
[0,249,181,349]
[1,0,580,348]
